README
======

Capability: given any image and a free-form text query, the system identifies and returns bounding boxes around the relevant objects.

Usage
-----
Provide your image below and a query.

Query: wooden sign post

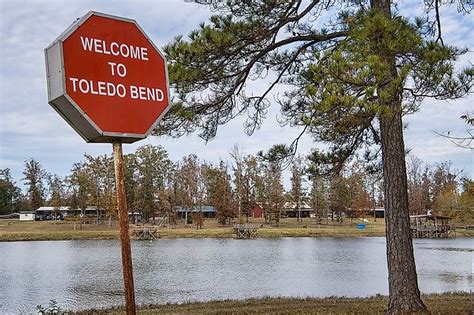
[113,141,135,314]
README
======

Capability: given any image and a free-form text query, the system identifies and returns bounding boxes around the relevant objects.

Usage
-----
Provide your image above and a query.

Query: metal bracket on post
[113,141,136,315]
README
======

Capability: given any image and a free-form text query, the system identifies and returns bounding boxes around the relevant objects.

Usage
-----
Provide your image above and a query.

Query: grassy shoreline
[1,219,472,242]
[70,292,472,314]
[0,228,385,242]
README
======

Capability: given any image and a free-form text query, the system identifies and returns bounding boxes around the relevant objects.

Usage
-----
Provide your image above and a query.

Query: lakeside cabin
[35,206,105,220]
[175,206,217,219]
[410,213,455,238]
[372,207,385,218]
[284,202,314,218]
[19,212,35,221]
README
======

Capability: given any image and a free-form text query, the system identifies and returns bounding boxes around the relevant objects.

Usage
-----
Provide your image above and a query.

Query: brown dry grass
[71,292,472,314]
[0,218,387,241]
[0,219,119,241]
[1,217,472,241]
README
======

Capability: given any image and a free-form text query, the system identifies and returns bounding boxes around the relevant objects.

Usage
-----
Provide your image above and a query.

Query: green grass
[70,292,472,314]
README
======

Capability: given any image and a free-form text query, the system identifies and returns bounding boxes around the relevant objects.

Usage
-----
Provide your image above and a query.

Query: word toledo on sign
[45,11,170,143]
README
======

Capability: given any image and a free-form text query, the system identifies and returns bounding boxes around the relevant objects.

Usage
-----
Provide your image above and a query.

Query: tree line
[1,144,471,223]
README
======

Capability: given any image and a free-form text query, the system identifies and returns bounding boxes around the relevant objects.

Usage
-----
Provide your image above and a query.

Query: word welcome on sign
[80,37,150,60]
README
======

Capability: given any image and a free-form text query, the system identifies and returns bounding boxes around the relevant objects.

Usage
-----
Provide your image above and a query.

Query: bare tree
[290,155,305,222]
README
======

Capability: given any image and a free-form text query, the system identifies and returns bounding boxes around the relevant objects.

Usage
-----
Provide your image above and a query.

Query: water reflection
[0,237,471,313]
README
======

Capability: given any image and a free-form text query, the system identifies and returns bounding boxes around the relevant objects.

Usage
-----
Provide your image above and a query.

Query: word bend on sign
[45,11,170,143]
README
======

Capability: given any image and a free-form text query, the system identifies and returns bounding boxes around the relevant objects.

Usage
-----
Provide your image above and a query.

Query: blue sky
[0,0,472,189]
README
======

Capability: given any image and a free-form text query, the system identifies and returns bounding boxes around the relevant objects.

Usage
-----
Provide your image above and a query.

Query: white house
[19,212,35,221]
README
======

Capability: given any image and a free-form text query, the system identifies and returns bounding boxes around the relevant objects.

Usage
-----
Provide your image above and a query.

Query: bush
[36,300,63,315]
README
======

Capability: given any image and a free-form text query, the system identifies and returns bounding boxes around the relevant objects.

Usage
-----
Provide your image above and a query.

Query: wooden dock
[131,226,159,240]
[233,224,259,239]
[410,214,455,238]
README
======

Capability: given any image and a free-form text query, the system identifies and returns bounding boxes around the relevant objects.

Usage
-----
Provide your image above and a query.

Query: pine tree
[0,168,21,214]
[158,1,472,312]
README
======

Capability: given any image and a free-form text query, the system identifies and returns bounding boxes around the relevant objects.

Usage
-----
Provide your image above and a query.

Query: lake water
[0,237,472,313]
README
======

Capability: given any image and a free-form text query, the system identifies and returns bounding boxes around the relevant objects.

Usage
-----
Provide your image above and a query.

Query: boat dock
[131,225,159,240]
[410,214,456,238]
[233,224,259,239]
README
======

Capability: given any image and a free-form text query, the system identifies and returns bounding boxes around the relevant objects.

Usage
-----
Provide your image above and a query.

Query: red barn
[251,205,263,219]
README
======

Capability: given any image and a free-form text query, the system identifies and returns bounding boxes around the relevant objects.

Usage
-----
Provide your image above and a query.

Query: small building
[19,212,35,221]
[35,206,69,220]
[35,206,105,220]
[61,207,82,218]
[128,211,143,223]
[410,213,455,238]
[82,206,105,217]
[284,202,314,218]
[371,207,385,218]
[251,205,263,219]
[175,206,216,219]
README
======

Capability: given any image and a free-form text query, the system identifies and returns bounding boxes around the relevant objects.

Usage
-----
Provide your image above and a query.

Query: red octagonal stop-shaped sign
[45,11,170,143]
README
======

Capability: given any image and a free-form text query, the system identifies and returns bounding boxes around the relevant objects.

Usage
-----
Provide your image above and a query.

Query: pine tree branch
[434,0,444,46]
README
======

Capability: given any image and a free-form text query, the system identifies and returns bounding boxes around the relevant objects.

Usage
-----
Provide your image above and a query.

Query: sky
[0,0,472,189]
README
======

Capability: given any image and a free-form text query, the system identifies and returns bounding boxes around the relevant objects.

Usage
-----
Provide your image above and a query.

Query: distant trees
[458,179,474,222]
[175,154,206,224]
[6,147,471,226]
[48,174,64,218]
[407,155,427,215]
[264,160,284,225]
[67,161,94,214]
[347,167,372,221]
[132,145,172,221]
[205,161,236,225]
[241,155,260,222]
[290,156,305,222]
[309,175,328,224]
[0,168,21,214]
[328,175,351,222]
[22,159,48,210]
[405,156,471,221]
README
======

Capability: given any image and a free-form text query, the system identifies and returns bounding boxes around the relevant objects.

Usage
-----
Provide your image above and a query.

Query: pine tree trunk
[380,104,428,314]
[372,0,428,313]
